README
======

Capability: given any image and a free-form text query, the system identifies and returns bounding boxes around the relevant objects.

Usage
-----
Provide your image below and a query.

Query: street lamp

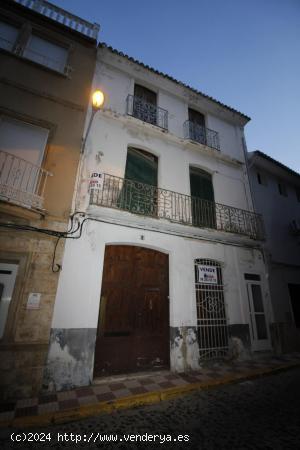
[92,90,105,110]
[81,89,105,154]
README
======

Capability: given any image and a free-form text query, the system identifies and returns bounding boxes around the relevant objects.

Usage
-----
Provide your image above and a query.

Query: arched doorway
[94,245,169,376]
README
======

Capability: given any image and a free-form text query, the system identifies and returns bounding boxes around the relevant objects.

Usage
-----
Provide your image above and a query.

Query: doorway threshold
[93,369,170,385]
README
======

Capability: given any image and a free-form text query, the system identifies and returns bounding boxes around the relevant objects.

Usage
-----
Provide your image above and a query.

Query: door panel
[246,278,270,351]
[188,108,206,145]
[94,245,169,376]
[0,263,18,339]
[119,148,158,216]
[288,284,300,328]
[190,167,216,228]
[133,84,157,125]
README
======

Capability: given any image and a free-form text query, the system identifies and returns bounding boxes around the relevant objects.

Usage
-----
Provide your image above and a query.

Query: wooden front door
[94,245,169,376]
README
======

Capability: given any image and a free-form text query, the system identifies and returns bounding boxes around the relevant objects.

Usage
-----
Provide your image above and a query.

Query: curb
[2,361,300,429]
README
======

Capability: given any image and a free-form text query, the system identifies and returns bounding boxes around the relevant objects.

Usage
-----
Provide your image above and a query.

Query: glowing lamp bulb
[92,90,104,109]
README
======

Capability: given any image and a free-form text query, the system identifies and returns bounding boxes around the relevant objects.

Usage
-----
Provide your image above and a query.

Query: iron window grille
[194,259,229,360]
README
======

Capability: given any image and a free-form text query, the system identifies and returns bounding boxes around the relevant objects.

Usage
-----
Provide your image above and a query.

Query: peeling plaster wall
[170,326,201,372]
[43,328,96,392]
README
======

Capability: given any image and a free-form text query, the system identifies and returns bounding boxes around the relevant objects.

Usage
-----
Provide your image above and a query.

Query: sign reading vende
[196,265,218,284]
[89,172,103,191]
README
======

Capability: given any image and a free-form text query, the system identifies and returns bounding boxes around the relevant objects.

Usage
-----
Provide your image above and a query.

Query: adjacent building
[0,0,98,399]
[45,44,273,392]
[248,150,300,353]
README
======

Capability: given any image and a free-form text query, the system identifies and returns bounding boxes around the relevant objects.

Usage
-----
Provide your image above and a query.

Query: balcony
[184,120,220,151]
[13,0,100,40]
[126,95,168,130]
[0,150,52,210]
[89,173,265,240]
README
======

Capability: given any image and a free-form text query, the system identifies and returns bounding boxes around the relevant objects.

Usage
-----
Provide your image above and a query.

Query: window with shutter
[118,147,158,215]
[188,108,206,145]
[0,21,19,52]
[23,34,68,73]
[190,167,216,228]
[0,117,49,207]
[133,85,157,125]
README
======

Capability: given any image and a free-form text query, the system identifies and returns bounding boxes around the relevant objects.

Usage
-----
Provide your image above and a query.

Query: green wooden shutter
[125,148,157,186]
[119,148,158,215]
[190,167,215,228]
[190,167,214,201]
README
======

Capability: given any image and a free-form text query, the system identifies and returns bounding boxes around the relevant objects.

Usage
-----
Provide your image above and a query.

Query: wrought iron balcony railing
[126,95,168,130]
[89,173,265,240]
[0,150,52,210]
[184,120,220,151]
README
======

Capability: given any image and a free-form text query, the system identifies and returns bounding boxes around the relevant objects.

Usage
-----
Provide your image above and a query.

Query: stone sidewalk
[1,352,300,428]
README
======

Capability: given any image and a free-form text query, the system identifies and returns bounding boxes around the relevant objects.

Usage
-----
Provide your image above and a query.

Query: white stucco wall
[250,164,300,265]
[52,220,270,332]
[49,47,274,381]
[249,156,300,324]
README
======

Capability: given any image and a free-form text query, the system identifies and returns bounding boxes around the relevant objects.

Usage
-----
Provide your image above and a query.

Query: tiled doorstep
[1,353,300,424]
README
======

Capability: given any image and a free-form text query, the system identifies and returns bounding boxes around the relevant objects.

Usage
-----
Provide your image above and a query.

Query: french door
[245,274,270,351]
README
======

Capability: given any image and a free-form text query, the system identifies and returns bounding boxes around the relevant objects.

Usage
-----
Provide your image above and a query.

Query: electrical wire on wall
[0,209,264,273]
[0,212,83,273]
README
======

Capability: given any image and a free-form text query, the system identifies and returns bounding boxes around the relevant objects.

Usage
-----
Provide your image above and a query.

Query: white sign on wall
[27,292,41,309]
[196,265,218,284]
[88,172,104,191]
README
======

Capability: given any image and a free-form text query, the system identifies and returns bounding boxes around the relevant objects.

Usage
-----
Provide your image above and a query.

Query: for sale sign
[88,172,103,191]
[196,265,218,284]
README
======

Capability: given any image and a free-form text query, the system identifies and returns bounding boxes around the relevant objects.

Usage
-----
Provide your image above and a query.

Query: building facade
[0,0,98,399]
[45,44,273,392]
[248,150,300,353]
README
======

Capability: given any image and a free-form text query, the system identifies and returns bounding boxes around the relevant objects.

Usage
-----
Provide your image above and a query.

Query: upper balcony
[126,95,168,130]
[89,173,265,240]
[184,120,220,151]
[13,0,100,40]
[0,150,52,210]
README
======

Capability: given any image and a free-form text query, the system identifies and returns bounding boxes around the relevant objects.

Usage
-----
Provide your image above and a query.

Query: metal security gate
[194,259,229,359]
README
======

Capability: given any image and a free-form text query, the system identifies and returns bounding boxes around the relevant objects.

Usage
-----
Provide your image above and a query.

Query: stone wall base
[0,345,48,401]
[170,326,201,372]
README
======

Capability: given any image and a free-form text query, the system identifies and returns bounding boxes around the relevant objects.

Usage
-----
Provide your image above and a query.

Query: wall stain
[43,328,96,392]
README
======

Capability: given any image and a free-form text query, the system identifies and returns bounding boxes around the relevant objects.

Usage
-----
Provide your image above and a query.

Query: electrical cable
[0,209,263,274]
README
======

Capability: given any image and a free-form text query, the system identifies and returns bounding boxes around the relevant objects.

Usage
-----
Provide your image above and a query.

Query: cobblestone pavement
[1,367,300,449]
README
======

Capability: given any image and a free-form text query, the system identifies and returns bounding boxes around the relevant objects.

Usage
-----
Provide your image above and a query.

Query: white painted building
[248,151,300,353]
[44,45,273,391]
